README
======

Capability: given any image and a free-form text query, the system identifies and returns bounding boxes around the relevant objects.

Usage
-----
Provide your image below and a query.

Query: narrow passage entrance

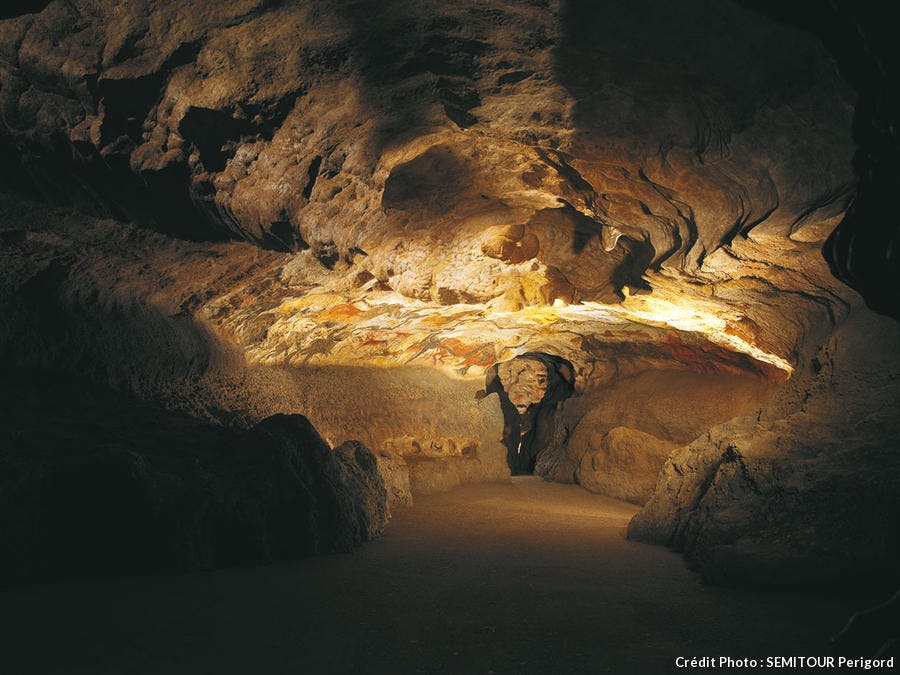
[487,353,575,475]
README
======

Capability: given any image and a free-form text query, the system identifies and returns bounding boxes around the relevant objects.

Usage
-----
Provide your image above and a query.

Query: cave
[1,0,898,672]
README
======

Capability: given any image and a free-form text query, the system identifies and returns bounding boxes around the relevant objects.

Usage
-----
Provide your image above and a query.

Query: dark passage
[487,353,575,476]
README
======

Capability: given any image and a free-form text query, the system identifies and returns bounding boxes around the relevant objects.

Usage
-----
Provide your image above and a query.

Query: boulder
[0,373,387,585]
[576,426,678,505]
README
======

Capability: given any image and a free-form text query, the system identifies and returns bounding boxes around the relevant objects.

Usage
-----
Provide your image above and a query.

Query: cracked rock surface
[0,0,854,307]
[1,0,897,587]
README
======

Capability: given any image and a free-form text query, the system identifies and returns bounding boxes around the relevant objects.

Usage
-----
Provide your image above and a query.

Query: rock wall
[577,426,678,505]
[0,369,388,584]
[0,195,510,505]
[1,0,896,588]
[735,1,900,320]
[629,307,900,587]
[526,367,776,497]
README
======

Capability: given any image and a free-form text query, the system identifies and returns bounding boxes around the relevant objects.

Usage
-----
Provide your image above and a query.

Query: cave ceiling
[0,0,862,384]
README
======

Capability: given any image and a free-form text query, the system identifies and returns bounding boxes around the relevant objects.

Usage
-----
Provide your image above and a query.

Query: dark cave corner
[0,369,389,587]
[737,0,900,322]
[486,353,575,478]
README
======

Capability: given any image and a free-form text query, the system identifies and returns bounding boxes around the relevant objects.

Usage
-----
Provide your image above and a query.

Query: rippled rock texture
[0,0,855,307]
[0,1,897,587]
[0,192,772,500]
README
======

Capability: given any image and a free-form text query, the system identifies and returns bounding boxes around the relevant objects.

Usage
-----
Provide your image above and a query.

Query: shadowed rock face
[0,0,855,309]
[0,370,388,584]
[0,1,897,588]
[628,308,900,587]
[737,0,900,320]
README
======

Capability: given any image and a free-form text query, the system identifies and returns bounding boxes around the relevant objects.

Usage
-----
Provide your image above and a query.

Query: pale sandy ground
[0,478,862,674]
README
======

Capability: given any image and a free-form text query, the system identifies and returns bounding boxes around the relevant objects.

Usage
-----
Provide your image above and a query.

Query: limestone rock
[325,437,390,547]
[576,426,678,505]
[497,357,549,414]
[0,0,856,310]
[379,434,489,500]
[405,455,488,497]
[0,372,388,585]
[0,0,896,591]
[373,449,413,510]
[480,224,539,265]
[565,370,776,448]
[382,435,478,459]
[628,308,900,587]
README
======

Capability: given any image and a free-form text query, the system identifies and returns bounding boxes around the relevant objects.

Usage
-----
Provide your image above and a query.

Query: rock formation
[489,353,574,476]
[0,0,897,587]
[575,427,678,505]
[628,307,900,586]
[0,370,388,584]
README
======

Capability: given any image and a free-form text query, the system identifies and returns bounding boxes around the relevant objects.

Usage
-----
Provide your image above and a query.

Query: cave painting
[490,354,574,476]
[497,358,549,414]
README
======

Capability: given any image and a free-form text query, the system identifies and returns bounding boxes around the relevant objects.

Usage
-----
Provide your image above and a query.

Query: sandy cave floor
[0,478,865,674]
